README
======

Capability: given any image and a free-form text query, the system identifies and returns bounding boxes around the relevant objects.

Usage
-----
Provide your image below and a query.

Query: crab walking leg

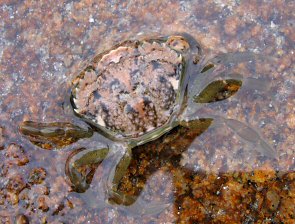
[188,57,225,99]
[187,64,248,105]
[117,182,172,216]
[209,52,277,66]
[188,52,275,102]
[219,117,276,158]
[107,145,132,191]
[188,51,248,99]
[217,72,271,93]
[65,146,111,193]
[19,121,93,149]
[76,143,132,209]
[190,71,271,105]
[181,95,276,158]
[108,171,170,214]
[183,109,276,158]
[240,76,271,92]
[109,185,172,216]
[102,143,135,205]
[101,143,172,215]
[210,52,259,65]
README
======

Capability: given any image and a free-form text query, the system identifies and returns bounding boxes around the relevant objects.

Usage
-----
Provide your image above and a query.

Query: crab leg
[106,144,132,192]
[82,143,136,206]
[188,52,273,105]
[210,52,260,65]
[114,179,172,217]
[181,111,276,158]
[219,117,276,158]
[188,59,229,103]
[75,142,170,215]
[19,121,93,149]
[72,143,133,207]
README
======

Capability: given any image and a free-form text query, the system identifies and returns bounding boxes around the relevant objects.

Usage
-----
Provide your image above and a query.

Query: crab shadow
[65,115,277,217]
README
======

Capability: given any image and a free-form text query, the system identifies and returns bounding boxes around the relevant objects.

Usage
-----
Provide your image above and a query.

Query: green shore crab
[19,34,276,214]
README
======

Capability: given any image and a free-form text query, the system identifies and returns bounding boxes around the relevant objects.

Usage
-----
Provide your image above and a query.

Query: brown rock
[250,168,276,183]
[38,196,49,212]
[28,167,47,185]
[6,143,29,166]
[266,190,280,212]
[224,16,242,36]
[0,0,293,223]
[15,214,29,224]
[0,127,4,150]
[6,175,27,194]
[286,113,295,129]
[7,192,19,205]
[0,190,5,205]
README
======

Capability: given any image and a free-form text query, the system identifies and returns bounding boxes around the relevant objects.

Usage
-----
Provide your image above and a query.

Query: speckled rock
[28,167,47,185]
[0,0,294,223]
[15,214,29,224]
[5,143,29,166]
[0,127,4,150]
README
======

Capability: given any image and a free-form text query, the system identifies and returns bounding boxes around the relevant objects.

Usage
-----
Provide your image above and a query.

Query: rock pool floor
[0,0,294,223]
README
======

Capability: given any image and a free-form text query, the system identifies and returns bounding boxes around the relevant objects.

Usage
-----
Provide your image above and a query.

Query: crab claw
[19,121,93,150]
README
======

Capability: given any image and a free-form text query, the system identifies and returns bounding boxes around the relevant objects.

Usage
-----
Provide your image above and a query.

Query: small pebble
[15,214,29,224]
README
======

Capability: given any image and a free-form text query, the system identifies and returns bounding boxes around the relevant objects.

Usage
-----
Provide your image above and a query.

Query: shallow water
[0,0,294,223]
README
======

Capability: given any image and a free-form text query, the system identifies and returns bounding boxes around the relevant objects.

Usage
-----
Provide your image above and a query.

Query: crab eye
[166,36,190,52]
[194,79,242,103]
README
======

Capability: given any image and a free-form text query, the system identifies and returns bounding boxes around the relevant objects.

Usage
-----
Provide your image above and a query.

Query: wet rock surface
[0,0,294,223]
[0,127,4,150]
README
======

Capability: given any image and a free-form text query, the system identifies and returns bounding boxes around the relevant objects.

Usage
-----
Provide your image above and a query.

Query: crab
[19,34,275,214]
